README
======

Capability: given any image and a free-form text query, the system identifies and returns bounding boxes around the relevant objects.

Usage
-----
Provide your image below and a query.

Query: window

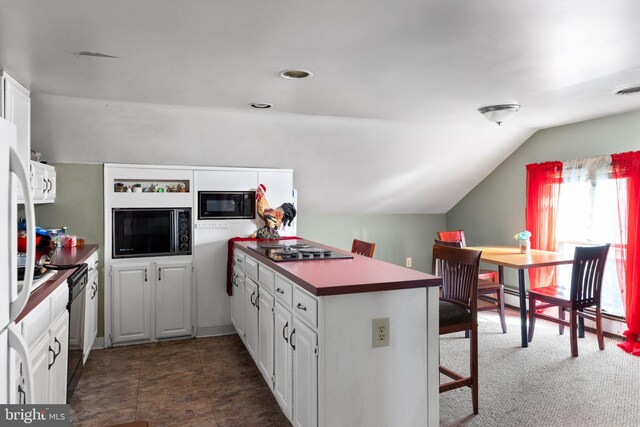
[556,175,625,316]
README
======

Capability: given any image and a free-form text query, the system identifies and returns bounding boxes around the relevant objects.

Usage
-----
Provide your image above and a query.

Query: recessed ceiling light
[280,69,313,79]
[77,51,119,58]
[249,103,272,109]
[612,84,640,96]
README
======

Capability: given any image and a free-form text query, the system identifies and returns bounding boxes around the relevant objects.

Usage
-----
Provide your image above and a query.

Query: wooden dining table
[468,246,575,347]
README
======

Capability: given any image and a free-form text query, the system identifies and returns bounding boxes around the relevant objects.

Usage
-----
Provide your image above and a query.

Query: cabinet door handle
[296,303,307,311]
[158,267,162,281]
[48,346,56,370]
[55,337,62,356]
[250,291,256,306]
[18,385,26,404]
[144,268,148,282]
[289,328,296,350]
[276,288,285,294]
[91,282,98,299]
[283,321,289,343]
[255,294,260,310]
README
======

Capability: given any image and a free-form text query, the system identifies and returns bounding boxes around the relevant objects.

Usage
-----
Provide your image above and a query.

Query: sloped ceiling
[2,0,640,213]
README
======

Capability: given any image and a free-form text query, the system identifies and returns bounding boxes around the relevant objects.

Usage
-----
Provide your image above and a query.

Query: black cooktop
[248,242,354,262]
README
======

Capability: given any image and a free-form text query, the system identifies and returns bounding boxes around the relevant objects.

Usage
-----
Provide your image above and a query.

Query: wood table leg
[518,269,528,347]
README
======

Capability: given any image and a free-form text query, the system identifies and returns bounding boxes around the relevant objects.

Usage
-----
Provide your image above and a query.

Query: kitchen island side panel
[319,287,438,427]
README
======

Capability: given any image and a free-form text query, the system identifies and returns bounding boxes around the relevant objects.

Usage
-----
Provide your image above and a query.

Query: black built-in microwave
[112,208,191,258]
[198,191,255,220]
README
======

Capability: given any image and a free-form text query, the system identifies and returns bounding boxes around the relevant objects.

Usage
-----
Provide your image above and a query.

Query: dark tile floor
[70,334,291,427]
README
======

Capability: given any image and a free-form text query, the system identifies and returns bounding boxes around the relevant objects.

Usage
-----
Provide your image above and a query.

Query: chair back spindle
[570,244,610,309]
[432,245,480,310]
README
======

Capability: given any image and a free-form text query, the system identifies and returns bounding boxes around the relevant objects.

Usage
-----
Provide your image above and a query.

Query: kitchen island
[232,239,441,427]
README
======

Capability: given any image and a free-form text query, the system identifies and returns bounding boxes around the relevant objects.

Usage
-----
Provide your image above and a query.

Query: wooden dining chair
[527,244,610,357]
[435,239,507,334]
[437,230,499,283]
[351,239,375,258]
[432,244,481,415]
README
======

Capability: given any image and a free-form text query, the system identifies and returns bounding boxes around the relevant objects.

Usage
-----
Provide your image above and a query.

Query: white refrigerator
[1,117,36,404]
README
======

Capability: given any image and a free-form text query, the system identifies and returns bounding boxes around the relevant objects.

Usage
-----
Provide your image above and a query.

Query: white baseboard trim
[196,324,236,337]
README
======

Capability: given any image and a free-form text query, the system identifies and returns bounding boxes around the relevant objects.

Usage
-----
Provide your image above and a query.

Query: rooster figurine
[253,184,297,239]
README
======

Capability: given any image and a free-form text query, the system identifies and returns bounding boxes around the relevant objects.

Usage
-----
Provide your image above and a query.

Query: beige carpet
[439,310,639,427]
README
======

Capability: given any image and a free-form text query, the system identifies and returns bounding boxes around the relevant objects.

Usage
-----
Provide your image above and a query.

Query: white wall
[31,92,533,214]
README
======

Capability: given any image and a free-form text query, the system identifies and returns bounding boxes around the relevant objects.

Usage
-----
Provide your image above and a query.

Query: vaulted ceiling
[2,0,640,213]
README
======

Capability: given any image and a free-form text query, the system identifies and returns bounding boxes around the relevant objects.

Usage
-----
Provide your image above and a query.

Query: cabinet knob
[276,288,285,294]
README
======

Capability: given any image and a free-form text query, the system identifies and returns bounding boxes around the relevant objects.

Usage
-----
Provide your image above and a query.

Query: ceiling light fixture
[280,69,313,79]
[249,103,272,109]
[478,104,521,126]
[612,84,640,96]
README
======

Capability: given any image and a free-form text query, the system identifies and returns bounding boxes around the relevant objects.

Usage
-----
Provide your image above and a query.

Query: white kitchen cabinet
[155,261,192,339]
[1,71,30,166]
[27,333,49,404]
[243,277,259,360]
[111,263,152,343]
[257,287,275,387]
[17,161,57,204]
[31,162,56,203]
[230,267,245,340]
[274,302,293,419]
[47,310,69,404]
[17,285,70,404]
[111,260,193,345]
[292,320,318,427]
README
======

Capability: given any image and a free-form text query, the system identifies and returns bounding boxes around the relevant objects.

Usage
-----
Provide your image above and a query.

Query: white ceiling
[2,0,640,213]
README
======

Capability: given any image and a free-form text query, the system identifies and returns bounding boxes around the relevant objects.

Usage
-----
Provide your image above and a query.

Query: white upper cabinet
[1,72,30,166]
[2,71,56,204]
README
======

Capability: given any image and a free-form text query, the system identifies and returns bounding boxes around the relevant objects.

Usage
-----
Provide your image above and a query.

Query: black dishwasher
[66,263,88,402]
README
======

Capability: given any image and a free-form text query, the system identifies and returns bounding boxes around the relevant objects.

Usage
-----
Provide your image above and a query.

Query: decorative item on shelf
[125,186,131,192]
[250,183,297,239]
[514,231,532,254]
[157,187,165,193]
[177,183,187,192]
[166,184,178,192]
[144,183,158,192]
[132,183,143,193]
[114,182,126,192]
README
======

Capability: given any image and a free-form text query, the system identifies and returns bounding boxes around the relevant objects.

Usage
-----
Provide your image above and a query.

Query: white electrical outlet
[372,318,390,347]
[405,257,412,268]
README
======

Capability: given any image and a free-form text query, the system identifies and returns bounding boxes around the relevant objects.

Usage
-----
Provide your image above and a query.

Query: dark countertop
[16,244,99,323]
[235,239,441,296]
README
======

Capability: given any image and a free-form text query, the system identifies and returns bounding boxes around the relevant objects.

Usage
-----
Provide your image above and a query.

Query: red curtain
[612,151,640,343]
[525,161,563,288]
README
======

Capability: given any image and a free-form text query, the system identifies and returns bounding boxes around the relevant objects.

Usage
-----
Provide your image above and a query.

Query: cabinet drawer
[86,252,99,273]
[20,300,51,348]
[234,250,245,270]
[293,287,318,329]
[274,275,293,308]
[258,263,275,294]
[245,257,258,282]
[50,284,69,319]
